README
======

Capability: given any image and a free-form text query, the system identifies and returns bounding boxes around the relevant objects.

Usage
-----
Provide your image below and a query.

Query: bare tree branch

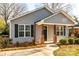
[0,3,27,25]
[44,3,72,13]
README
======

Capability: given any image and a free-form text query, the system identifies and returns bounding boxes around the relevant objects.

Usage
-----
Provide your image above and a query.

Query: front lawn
[54,45,79,56]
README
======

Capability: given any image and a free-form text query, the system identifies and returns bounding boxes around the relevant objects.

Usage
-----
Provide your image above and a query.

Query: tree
[0,3,27,25]
[44,3,72,13]
[0,3,27,35]
[0,19,5,34]
[73,16,79,22]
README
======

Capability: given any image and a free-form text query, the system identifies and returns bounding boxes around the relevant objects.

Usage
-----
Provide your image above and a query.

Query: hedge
[59,38,79,45]
[75,38,79,44]
[59,39,67,45]
[68,39,74,44]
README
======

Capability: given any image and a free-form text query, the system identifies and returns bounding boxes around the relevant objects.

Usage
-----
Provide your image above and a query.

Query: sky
[26,3,79,20]
[72,3,79,17]
[26,3,44,11]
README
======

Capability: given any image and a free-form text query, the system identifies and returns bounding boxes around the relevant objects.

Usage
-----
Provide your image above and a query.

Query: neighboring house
[8,6,77,44]
[73,24,79,37]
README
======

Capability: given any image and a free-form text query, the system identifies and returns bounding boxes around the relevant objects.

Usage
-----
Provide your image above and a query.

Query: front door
[43,26,47,41]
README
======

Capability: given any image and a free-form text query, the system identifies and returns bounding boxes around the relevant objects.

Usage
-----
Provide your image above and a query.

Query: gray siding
[10,8,52,43]
[44,13,74,24]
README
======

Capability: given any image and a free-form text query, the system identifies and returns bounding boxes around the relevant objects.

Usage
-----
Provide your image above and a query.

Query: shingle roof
[7,6,54,23]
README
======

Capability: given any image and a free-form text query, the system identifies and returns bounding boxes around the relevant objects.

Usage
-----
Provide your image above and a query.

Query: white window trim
[18,24,31,38]
[25,25,31,37]
[56,26,65,36]
[24,25,25,38]
[18,24,24,37]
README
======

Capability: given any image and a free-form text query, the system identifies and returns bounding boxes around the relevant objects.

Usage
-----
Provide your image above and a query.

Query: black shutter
[64,26,66,36]
[54,25,56,35]
[31,25,34,37]
[15,24,18,38]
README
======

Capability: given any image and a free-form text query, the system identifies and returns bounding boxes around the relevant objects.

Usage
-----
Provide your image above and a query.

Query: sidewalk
[0,44,59,56]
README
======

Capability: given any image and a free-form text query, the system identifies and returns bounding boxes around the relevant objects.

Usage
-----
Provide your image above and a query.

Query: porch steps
[46,44,58,47]
[44,41,53,44]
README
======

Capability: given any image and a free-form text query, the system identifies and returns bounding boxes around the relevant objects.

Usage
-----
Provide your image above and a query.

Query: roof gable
[36,10,78,25]
[8,6,53,23]
[8,6,54,25]
[44,13,74,24]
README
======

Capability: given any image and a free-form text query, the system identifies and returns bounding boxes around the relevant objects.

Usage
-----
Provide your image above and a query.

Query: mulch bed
[59,44,79,48]
[0,44,46,52]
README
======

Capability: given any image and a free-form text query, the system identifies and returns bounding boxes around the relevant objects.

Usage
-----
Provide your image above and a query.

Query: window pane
[64,26,66,36]
[19,25,24,30]
[61,26,63,35]
[56,26,65,36]
[56,26,59,35]
[25,31,30,37]
[61,32,63,35]
[57,32,59,35]
[25,25,30,30]
[19,32,24,37]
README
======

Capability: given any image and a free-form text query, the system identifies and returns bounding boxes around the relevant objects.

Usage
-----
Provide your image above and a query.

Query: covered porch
[35,11,77,44]
[35,24,70,44]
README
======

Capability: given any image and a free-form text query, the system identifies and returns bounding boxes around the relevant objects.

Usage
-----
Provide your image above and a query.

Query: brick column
[41,25,44,44]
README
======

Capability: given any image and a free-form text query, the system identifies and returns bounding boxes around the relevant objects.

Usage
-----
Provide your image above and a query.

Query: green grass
[54,45,79,56]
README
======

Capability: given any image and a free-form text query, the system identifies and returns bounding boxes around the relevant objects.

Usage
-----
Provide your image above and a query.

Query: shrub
[0,37,13,48]
[32,39,35,45]
[75,38,79,44]
[0,37,4,48]
[68,39,74,44]
[6,39,13,47]
[59,39,67,45]
[15,41,20,47]
[14,41,35,47]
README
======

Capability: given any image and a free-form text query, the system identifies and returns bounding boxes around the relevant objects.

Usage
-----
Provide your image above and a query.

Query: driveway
[0,44,59,56]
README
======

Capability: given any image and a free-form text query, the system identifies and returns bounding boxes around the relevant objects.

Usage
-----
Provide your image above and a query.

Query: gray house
[8,6,77,44]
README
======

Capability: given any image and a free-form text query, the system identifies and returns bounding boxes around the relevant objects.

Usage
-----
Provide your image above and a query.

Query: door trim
[43,26,48,41]
[46,26,48,41]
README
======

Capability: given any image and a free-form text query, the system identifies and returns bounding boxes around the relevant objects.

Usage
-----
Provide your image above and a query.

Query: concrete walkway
[0,44,59,56]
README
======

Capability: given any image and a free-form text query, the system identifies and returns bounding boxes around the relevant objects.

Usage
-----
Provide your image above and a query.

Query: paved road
[0,44,59,56]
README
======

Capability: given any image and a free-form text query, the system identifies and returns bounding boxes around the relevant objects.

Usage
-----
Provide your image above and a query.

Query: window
[56,26,65,36]
[25,25,31,37]
[18,24,31,37]
[56,26,59,35]
[18,25,24,37]
[61,26,64,35]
